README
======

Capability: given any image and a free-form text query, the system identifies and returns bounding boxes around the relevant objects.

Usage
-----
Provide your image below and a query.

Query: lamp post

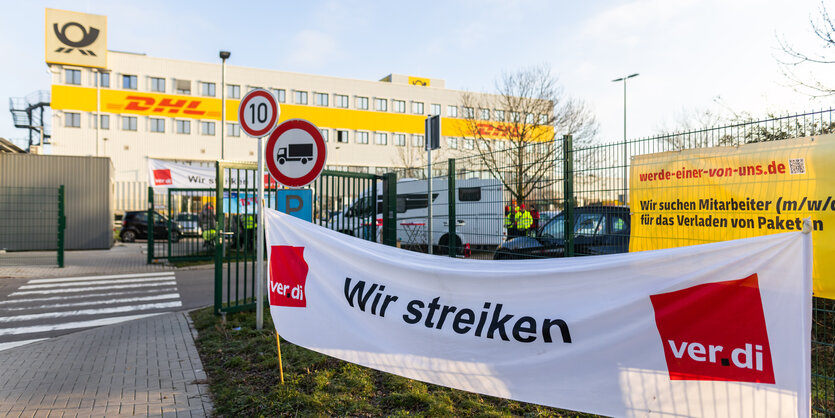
[612,73,638,204]
[219,51,231,160]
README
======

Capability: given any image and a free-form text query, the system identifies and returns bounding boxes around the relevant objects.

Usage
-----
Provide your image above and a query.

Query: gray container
[0,154,114,250]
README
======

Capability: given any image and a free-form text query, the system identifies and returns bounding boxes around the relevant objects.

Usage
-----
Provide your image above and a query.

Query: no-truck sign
[265,119,327,188]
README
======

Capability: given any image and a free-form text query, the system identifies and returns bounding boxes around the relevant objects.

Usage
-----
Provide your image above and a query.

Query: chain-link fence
[0,186,64,267]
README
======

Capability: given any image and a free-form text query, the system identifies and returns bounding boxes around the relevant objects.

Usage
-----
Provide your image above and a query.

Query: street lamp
[219,50,231,160]
[612,73,639,204]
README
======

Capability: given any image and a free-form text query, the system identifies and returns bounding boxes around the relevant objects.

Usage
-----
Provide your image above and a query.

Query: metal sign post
[238,88,280,330]
[425,115,440,254]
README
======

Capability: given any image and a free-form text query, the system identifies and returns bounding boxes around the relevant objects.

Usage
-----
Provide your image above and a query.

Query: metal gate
[213,162,396,314]
[147,187,216,263]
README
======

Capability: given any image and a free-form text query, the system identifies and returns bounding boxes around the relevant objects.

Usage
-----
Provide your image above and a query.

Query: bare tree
[457,64,599,203]
[777,1,835,97]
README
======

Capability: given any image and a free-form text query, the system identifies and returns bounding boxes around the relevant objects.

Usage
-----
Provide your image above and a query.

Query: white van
[327,178,504,249]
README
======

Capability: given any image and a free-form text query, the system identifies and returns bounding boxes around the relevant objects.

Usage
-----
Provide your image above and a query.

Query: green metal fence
[394,108,835,415]
[213,163,395,315]
[0,185,65,267]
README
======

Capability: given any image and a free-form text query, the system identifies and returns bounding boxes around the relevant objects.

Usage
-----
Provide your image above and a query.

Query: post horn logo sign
[45,9,107,68]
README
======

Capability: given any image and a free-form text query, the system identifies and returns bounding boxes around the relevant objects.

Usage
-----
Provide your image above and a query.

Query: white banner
[148,158,274,189]
[265,208,812,417]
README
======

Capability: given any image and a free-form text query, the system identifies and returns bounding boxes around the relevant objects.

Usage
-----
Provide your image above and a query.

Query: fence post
[57,185,65,268]
[214,162,223,315]
[448,159,456,257]
[147,186,154,264]
[562,135,574,257]
[382,172,397,246]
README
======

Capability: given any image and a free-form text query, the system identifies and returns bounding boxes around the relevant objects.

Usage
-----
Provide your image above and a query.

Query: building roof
[0,137,25,153]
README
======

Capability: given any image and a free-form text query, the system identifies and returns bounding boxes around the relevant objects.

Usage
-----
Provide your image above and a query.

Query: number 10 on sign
[238,89,280,138]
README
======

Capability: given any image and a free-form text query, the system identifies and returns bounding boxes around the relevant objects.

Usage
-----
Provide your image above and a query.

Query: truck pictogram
[277,143,313,165]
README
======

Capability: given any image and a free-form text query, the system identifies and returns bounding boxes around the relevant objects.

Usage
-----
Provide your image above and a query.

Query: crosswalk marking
[0,272,183,350]
[19,276,176,290]
[0,288,179,305]
[27,272,175,284]
[0,313,164,336]
[10,281,178,296]
[1,293,181,311]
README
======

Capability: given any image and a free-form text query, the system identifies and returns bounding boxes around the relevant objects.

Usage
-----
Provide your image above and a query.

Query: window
[463,107,475,118]
[374,98,387,111]
[337,130,349,143]
[394,133,406,146]
[65,69,81,85]
[412,134,424,147]
[201,82,216,97]
[356,131,369,144]
[227,123,240,137]
[201,121,216,135]
[175,79,191,95]
[122,75,137,90]
[393,100,406,113]
[479,108,490,120]
[98,114,110,129]
[526,113,535,124]
[412,101,424,114]
[227,84,240,99]
[314,92,328,106]
[494,109,505,121]
[396,193,440,212]
[150,118,165,133]
[430,104,441,115]
[375,132,387,145]
[335,94,348,108]
[320,129,329,142]
[459,187,481,202]
[356,96,369,110]
[539,114,548,124]
[150,77,165,92]
[447,105,458,117]
[509,111,520,122]
[99,72,110,88]
[295,90,308,104]
[447,137,458,149]
[122,116,137,131]
[65,112,80,127]
[464,138,474,150]
[273,89,286,103]
[176,120,191,134]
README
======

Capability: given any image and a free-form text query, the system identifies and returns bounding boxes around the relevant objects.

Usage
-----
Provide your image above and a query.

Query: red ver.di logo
[650,273,775,383]
[152,169,172,186]
[269,246,308,307]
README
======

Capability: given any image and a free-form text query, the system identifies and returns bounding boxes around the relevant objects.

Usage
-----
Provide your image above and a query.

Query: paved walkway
[0,312,212,417]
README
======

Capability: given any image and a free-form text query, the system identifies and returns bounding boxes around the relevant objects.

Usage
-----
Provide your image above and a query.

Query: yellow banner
[45,8,107,68]
[408,77,431,87]
[630,134,835,298]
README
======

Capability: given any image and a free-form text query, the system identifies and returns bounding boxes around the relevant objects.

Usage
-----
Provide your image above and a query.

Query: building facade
[49,50,502,183]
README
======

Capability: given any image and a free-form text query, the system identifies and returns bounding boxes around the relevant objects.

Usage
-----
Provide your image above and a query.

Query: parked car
[175,213,202,237]
[120,211,183,243]
[493,205,630,260]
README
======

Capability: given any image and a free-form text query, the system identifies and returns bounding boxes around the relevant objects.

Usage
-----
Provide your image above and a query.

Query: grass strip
[190,306,598,417]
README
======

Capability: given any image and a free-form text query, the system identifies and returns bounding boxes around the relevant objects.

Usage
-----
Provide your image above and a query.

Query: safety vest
[517,210,533,230]
[504,212,515,228]
[243,215,256,229]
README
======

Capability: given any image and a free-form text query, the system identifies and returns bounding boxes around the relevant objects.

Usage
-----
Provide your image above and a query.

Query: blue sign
[222,189,312,222]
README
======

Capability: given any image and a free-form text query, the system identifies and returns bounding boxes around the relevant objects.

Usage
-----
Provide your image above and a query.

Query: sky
[1,0,834,148]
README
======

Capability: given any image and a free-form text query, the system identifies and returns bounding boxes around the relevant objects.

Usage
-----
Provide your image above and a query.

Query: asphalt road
[0,268,214,351]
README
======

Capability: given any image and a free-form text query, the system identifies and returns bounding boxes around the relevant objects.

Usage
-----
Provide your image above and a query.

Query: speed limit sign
[238,89,279,137]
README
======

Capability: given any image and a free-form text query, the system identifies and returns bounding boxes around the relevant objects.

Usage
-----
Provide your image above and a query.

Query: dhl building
[45,9,499,192]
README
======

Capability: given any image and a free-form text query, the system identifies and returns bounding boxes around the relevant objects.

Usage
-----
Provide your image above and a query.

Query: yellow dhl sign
[50,85,549,139]
[408,77,431,87]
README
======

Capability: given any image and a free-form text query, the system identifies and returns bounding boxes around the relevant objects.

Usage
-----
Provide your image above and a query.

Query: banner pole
[275,331,285,384]
[256,135,265,330]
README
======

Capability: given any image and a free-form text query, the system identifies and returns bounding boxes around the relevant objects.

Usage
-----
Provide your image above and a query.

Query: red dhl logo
[124,96,206,116]
[476,123,518,138]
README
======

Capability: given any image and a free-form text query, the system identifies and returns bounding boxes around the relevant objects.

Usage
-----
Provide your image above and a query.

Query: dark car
[120,210,183,243]
[493,205,630,260]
